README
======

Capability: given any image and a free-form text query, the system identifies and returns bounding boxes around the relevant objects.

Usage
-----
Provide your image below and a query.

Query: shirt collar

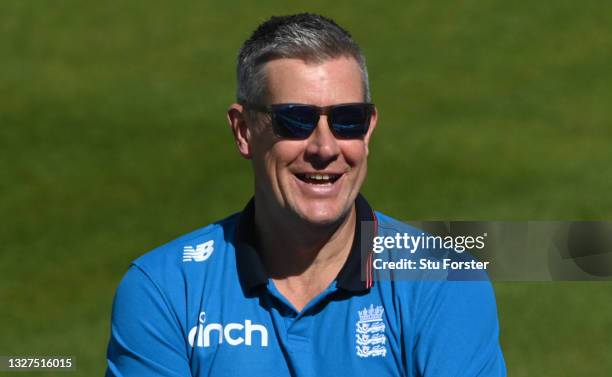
[234,194,377,295]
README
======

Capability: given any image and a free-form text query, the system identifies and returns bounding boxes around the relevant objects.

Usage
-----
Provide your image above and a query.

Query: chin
[294,202,350,227]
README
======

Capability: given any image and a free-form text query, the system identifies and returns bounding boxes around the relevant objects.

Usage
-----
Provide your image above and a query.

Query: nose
[304,115,340,167]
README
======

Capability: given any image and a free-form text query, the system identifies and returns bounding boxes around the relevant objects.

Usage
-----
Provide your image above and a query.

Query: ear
[227,103,252,159]
[363,106,378,156]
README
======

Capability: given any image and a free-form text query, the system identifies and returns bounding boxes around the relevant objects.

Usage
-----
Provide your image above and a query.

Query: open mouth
[295,173,342,185]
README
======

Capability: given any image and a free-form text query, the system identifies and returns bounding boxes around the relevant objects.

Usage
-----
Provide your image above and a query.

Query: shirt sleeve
[105,265,192,377]
[410,281,506,377]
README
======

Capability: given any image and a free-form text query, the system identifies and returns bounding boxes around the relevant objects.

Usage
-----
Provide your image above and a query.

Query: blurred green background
[1,1,611,376]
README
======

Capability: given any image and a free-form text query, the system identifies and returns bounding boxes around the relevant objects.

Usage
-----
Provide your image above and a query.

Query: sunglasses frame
[245,102,376,139]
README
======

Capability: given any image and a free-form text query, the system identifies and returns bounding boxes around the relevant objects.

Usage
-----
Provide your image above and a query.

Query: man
[106,13,506,376]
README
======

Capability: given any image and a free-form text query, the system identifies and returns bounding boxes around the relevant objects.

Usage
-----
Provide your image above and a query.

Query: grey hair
[236,13,371,105]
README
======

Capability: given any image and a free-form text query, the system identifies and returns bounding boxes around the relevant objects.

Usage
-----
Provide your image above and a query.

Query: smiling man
[228,54,375,311]
[106,13,506,376]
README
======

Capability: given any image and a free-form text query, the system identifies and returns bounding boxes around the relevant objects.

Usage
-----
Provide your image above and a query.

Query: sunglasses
[246,102,375,139]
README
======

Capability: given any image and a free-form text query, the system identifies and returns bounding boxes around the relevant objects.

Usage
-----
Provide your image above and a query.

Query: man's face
[236,57,376,226]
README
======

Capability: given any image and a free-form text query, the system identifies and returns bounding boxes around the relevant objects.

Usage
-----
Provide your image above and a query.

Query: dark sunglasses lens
[330,105,371,138]
[273,106,318,139]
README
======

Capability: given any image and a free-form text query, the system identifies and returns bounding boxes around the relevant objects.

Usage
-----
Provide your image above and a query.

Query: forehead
[262,57,364,106]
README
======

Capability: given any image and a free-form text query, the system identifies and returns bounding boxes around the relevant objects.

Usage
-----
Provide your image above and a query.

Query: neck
[254,196,356,311]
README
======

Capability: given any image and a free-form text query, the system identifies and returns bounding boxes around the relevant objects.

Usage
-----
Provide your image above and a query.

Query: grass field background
[1,1,611,376]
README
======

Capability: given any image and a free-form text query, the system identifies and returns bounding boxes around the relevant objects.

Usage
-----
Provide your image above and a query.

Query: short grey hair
[236,13,371,105]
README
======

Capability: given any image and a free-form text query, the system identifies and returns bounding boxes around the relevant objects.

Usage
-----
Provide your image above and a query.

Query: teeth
[298,173,340,184]
[306,174,331,181]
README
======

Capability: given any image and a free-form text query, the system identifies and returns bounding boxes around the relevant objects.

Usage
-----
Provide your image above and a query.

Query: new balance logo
[183,240,214,262]
[188,311,269,348]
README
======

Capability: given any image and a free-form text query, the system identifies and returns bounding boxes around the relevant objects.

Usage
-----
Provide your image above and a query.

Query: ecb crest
[355,304,387,358]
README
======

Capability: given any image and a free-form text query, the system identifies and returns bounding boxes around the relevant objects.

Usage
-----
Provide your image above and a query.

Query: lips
[295,173,342,185]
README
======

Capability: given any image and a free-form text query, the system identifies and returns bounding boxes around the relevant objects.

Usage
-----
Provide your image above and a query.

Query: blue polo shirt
[106,196,506,376]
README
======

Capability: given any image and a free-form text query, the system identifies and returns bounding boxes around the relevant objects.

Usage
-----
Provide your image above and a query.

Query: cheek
[249,132,281,178]
[267,141,304,167]
[256,141,304,186]
[340,141,368,167]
